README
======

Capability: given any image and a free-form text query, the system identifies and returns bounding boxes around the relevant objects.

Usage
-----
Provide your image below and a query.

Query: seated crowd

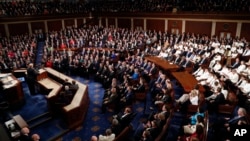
[1,24,250,141]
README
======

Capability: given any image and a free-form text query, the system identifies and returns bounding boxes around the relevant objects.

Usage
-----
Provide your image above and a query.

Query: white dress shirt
[236,64,246,74]
[196,70,210,81]
[219,66,230,76]
[242,49,250,56]
[193,67,204,77]
[228,71,239,84]
[221,88,228,99]
[213,63,222,72]
[200,74,214,86]
[99,134,115,141]
[240,82,250,94]
[238,80,247,89]
[190,95,199,105]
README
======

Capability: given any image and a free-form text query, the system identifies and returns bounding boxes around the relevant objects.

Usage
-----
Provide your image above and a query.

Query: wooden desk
[4,115,28,140]
[0,74,24,108]
[38,78,62,98]
[13,115,28,129]
[43,68,89,129]
[36,69,48,81]
[145,56,179,72]
[171,71,204,93]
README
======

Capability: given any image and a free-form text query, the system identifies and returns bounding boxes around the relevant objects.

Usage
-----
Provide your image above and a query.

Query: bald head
[21,127,30,135]
[32,134,40,141]
[28,63,34,68]
[91,135,98,141]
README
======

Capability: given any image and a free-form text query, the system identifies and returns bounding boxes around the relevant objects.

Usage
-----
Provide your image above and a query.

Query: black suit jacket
[147,127,160,139]
[199,57,208,65]
[19,134,32,141]
[231,62,240,69]
[117,113,132,128]
[174,56,181,64]
[214,93,225,105]
[149,67,157,75]
[228,116,248,125]
[111,123,122,135]
[27,68,39,82]
[136,84,145,92]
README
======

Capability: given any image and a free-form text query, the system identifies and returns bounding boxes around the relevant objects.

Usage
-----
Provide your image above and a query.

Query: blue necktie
[228,116,240,124]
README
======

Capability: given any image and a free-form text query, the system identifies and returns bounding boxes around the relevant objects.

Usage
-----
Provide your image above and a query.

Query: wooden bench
[113,124,133,141]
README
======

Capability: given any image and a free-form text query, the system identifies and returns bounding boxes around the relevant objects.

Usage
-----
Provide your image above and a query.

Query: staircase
[35,42,45,67]
[26,112,52,129]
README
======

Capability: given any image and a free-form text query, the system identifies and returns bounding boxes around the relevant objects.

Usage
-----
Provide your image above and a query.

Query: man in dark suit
[146,120,161,139]
[63,78,71,88]
[19,127,32,141]
[212,107,248,140]
[134,119,160,140]
[69,80,79,92]
[26,63,39,95]
[114,107,133,129]
[206,87,225,113]
[192,54,208,72]
[173,55,181,64]
[133,79,145,93]
[120,86,135,110]
[110,118,122,136]
[230,57,240,69]
[101,87,119,113]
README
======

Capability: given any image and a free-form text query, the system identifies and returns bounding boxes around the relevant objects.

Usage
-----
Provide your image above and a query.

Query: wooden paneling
[31,21,45,33]
[168,20,182,34]
[101,18,106,27]
[185,21,212,36]
[241,23,250,41]
[64,19,75,28]
[47,20,62,32]
[117,19,131,29]
[85,18,99,26]
[146,19,164,32]
[77,19,84,28]
[133,19,144,30]
[108,18,115,27]
[0,24,6,37]
[8,23,29,36]
[215,22,237,38]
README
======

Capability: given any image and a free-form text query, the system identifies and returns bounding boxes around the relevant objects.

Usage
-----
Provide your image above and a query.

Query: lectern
[0,73,24,108]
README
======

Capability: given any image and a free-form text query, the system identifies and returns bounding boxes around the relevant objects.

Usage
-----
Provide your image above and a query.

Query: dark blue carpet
[11,83,48,121]
[10,74,199,141]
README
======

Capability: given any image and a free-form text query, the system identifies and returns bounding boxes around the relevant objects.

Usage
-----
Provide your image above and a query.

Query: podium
[0,73,24,108]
